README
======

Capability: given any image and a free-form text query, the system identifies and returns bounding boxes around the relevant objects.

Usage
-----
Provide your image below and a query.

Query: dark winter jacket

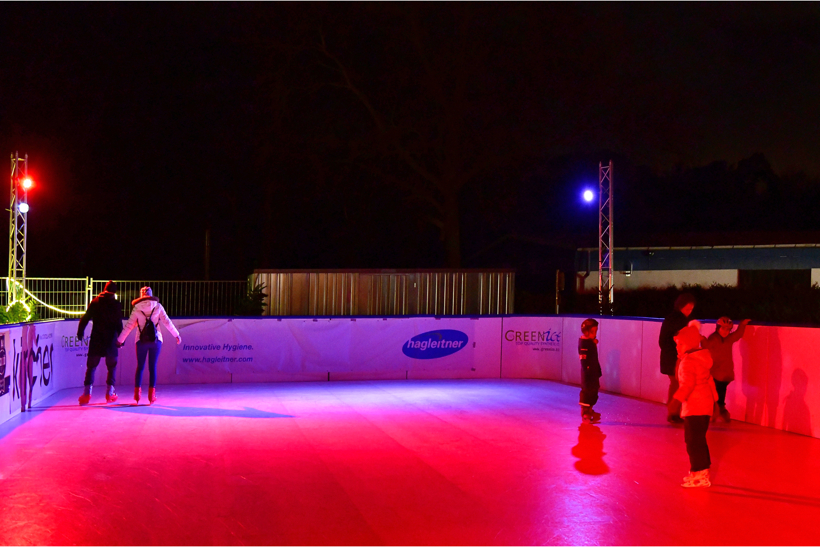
[704,322,748,382]
[77,292,123,357]
[578,337,602,380]
[658,310,690,375]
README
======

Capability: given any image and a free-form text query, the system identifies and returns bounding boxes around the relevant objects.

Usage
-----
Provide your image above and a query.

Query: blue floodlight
[18,202,29,214]
[582,189,594,203]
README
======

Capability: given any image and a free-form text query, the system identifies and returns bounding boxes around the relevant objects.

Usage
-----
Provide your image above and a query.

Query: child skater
[704,317,750,423]
[578,318,602,424]
[669,324,718,488]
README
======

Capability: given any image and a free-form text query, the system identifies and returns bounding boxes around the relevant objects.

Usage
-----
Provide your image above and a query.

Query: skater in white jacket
[117,287,181,404]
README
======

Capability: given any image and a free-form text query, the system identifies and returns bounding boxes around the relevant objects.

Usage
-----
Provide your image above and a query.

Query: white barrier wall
[1,315,818,440]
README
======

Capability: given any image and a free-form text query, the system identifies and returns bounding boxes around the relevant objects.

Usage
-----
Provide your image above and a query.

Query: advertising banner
[52,320,98,391]
[500,316,564,380]
[0,322,62,421]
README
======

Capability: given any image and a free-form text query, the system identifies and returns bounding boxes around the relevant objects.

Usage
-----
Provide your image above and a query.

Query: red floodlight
[21,177,34,190]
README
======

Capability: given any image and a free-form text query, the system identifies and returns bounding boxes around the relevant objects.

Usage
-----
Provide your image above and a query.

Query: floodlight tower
[598,160,613,315]
[8,152,30,304]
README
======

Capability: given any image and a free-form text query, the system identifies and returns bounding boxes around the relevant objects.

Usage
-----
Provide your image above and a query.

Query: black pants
[84,354,118,386]
[580,372,600,407]
[684,415,711,472]
[714,380,729,407]
[667,373,680,416]
[135,340,162,388]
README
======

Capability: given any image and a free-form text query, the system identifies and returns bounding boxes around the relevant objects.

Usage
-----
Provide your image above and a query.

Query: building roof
[575,244,820,272]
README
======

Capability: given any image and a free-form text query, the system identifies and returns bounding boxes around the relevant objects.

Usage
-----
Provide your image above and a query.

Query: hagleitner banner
[174,317,503,377]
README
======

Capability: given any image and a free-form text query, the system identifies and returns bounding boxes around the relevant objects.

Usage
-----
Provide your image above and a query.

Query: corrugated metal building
[250,269,515,316]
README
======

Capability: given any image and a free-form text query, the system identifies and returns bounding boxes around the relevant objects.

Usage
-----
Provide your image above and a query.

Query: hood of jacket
[134,299,159,316]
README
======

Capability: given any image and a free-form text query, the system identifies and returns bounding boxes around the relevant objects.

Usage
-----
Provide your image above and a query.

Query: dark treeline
[1,4,819,285]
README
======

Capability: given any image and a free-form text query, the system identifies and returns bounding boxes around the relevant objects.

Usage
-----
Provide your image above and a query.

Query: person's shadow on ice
[572,423,609,475]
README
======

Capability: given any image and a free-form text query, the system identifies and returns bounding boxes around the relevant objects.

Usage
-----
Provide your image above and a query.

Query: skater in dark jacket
[77,281,123,405]
[579,318,602,423]
[659,293,696,423]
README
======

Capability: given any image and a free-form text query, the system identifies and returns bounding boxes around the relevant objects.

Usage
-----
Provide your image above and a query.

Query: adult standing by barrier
[659,293,696,423]
[77,280,123,405]
[117,287,181,405]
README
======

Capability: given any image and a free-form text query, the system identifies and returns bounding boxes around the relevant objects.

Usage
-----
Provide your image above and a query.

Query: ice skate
[134,387,141,404]
[682,469,711,488]
[590,409,601,423]
[720,407,731,423]
[105,385,118,403]
[78,385,92,406]
[581,405,592,423]
[148,387,157,405]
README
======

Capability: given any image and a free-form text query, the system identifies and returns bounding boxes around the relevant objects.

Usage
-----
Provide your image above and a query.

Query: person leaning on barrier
[77,280,124,405]
[703,316,750,423]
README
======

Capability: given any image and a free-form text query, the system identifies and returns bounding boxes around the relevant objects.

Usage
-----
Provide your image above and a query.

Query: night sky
[1,3,819,282]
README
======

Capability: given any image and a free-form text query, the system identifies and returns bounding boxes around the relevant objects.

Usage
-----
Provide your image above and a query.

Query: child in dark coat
[704,317,750,422]
[579,319,602,423]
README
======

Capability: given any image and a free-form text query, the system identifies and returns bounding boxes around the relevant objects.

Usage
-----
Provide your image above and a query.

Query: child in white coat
[669,324,718,488]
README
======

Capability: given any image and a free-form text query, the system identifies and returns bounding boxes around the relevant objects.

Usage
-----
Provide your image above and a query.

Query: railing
[90,280,248,318]
[5,271,514,319]
[3,277,89,320]
[3,278,248,319]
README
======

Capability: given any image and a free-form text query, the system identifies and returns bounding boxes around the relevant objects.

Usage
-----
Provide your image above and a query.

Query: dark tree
[253,4,568,267]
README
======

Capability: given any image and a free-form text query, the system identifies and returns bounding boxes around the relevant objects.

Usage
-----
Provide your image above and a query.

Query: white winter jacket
[117,300,180,345]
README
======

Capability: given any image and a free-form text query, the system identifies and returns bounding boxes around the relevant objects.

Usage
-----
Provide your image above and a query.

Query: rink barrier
[0,315,817,440]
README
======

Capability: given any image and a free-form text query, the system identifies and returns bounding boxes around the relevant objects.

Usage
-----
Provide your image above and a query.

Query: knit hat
[103,280,118,294]
[581,318,599,334]
[674,325,702,353]
[132,286,159,306]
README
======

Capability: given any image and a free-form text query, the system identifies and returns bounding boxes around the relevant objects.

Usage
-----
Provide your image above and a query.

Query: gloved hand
[668,397,683,416]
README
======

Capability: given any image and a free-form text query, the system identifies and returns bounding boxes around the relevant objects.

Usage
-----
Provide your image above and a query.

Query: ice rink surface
[1,379,818,545]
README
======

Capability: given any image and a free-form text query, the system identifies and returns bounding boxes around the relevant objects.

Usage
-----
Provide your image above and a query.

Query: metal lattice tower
[598,161,613,315]
[8,152,29,304]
